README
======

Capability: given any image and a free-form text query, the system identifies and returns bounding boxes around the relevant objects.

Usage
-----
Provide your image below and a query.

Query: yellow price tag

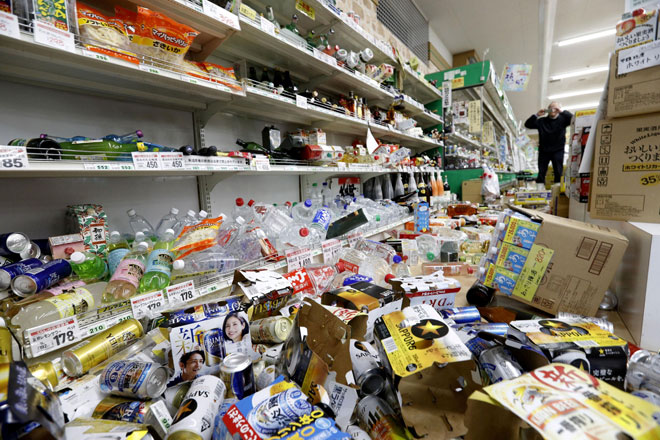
[512,244,554,301]
[295,0,315,20]
[451,77,464,88]
[239,3,257,20]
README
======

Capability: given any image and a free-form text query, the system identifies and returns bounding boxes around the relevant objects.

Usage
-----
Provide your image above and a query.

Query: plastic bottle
[309,206,333,242]
[436,170,445,196]
[321,182,333,206]
[393,173,405,197]
[103,130,143,143]
[358,257,393,287]
[391,255,411,278]
[280,224,312,248]
[127,209,155,239]
[107,231,130,276]
[138,230,183,293]
[197,210,208,221]
[232,198,254,223]
[132,232,147,250]
[310,183,323,208]
[156,207,179,239]
[335,248,368,273]
[175,210,198,235]
[382,175,393,200]
[103,242,149,302]
[292,199,314,223]
[416,235,438,262]
[409,172,417,192]
[69,251,108,282]
[372,178,383,200]
[11,282,107,332]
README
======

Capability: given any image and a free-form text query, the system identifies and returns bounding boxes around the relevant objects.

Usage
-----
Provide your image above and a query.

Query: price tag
[347,232,362,248]
[202,0,240,30]
[82,162,134,171]
[337,162,346,170]
[139,65,164,76]
[131,152,160,170]
[0,145,29,170]
[322,239,342,264]
[166,280,197,306]
[84,313,133,337]
[27,317,80,357]
[33,20,75,53]
[0,11,21,39]
[295,94,308,109]
[253,157,271,171]
[285,247,313,271]
[442,81,452,108]
[82,49,110,62]
[260,16,275,36]
[159,152,185,170]
[131,290,167,320]
[239,3,257,21]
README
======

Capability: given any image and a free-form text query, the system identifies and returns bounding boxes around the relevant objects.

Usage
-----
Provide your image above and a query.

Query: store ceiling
[416,0,623,125]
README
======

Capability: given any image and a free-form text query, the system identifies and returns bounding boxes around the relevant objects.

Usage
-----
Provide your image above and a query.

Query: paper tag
[84,313,132,338]
[202,0,240,30]
[337,162,347,170]
[322,239,342,264]
[295,94,308,109]
[512,244,554,301]
[159,152,185,170]
[139,65,164,76]
[131,290,167,320]
[260,16,275,36]
[253,157,271,171]
[295,0,315,20]
[33,20,75,53]
[347,232,362,248]
[618,39,660,74]
[27,317,80,357]
[0,11,21,39]
[131,152,160,170]
[239,3,257,21]
[82,162,134,171]
[366,127,379,154]
[0,145,29,170]
[442,81,452,108]
[285,247,313,271]
[166,280,197,306]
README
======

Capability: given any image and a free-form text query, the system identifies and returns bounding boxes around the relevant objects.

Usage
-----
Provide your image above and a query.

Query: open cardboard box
[608,48,660,118]
[232,269,293,320]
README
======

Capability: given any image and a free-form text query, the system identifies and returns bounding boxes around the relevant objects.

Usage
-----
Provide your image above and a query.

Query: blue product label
[145,249,173,275]
[496,243,529,274]
[439,306,481,324]
[343,274,373,286]
[102,400,145,423]
[26,259,72,292]
[312,208,332,231]
[1,258,42,278]
[108,248,129,275]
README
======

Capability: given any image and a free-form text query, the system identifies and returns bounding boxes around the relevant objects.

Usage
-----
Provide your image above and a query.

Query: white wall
[429,27,453,68]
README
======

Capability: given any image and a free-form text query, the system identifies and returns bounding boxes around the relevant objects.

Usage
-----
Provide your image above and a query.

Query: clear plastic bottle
[292,199,314,223]
[107,231,130,276]
[197,210,208,221]
[262,208,293,241]
[232,198,254,222]
[309,206,333,242]
[175,210,199,235]
[335,248,368,273]
[11,282,107,332]
[372,178,383,200]
[132,232,148,250]
[126,209,155,239]
[321,182,333,206]
[156,207,179,239]
[394,173,405,197]
[391,255,411,278]
[138,230,183,293]
[69,251,108,282]
[416,235,438,262]
[382,175,394,200]
[359,257,393,287]
[280,224,312,248]
[310,183,323,208]
[103,242,149,302]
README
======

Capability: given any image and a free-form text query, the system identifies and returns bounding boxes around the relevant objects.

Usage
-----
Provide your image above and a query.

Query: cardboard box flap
[465,391,536,440]
[515,206,628,241]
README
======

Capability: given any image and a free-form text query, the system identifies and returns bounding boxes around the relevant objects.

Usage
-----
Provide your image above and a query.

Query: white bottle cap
[137,242,149,251]
[236,216,245,225]
[171,207,179,215]
[187,210,196,217]
[165,228,175,236]
[110,231,121,239]
[127,208,136,216]
[70,252,86,264]
[173,260,185,270]
[198,210,208,219]
[135,232,145,241]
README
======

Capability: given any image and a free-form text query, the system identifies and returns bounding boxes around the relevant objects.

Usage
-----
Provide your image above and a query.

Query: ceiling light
[550,66,609,81]
[556,29,616,47]
[548,87,604,99]
[562,102,600,111]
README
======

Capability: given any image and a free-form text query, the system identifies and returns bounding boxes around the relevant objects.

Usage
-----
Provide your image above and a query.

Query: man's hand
[537,109,546,117]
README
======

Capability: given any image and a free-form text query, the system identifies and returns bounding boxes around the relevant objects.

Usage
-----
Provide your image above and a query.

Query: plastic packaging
[292,199,314,223]
[127,209,155,239]
[415,234,438,262]
[155,207,179,239]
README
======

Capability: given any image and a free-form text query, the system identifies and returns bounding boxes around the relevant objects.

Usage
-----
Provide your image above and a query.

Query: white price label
[131,290,166,320]
[159,152,185,170]
[286,247,313,271]
[82,162,134,171]
[0,145,29,170]
[33,20,75,53]
[27,316,80,357]
[84,313,133,337]
[139,65,164,76]
[253,157,271,171]
[347,232,362,248]
[0,11,21,39]
[337,162,346,170]
[295,94,308,109]
[442,81,452,108]
[166,280,197,306]
[260,16,275,36]
[322,239,342,264]
[202,0,240,29]
[131,152,160,170]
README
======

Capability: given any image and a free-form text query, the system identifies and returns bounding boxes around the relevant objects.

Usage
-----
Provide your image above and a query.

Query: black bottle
[260,67,270,84]
[248,66,258,82]
[466,281,495,307]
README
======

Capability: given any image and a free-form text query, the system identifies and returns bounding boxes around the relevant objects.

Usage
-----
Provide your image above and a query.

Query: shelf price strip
[27,316,81,357]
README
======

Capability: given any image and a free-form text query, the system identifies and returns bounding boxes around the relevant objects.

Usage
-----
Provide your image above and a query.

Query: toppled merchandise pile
[1,198,659,440]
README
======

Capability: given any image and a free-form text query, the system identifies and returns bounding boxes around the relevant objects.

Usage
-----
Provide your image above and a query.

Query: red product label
[223,405,261,440]
[336,259,359,273]
[283,268,315,295]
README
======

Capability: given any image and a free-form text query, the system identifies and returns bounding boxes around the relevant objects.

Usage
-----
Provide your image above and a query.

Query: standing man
[524,101,572,188]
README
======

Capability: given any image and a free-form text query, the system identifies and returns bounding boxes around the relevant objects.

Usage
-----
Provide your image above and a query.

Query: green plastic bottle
[138,229,183,293]
[69,251,108,282]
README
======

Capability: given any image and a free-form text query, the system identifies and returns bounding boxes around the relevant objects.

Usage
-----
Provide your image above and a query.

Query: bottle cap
[323,182,328,186]
[235,198,244,207]
[304,199,312,208]
[187,210,196,217]
[198,210,208,219]
[375,215,380,222]
[312,183,318,187]
[384,274,395,284]
[70,252,85,264]
[165,228,175,237]
[426,252,435,261]
[110,231,120,239]
[300,228,309,237]
[171,207,179,215]
[248,200,255,207]
[173,260,185,270]
[392,255,402,264]
[127,208,136,216]
[138,242,149,251]
[135,232,145,241]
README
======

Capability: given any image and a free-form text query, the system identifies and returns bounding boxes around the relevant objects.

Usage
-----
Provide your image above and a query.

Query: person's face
[548,104,560,118]
[225,316,245,342]
[180,353,203,380]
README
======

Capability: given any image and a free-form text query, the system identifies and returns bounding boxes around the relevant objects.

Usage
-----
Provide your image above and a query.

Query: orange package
[132,7,199,66]
[76,2,138,63]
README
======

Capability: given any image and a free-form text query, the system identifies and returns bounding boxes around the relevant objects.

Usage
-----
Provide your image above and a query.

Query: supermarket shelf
[16,215,413,359]
[402,65,444,104]
[0,31,245,112]
[446,132,483,150]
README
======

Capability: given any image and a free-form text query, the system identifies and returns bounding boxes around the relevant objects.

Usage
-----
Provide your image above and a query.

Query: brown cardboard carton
[465,391,542,440]
[550,183,570,217]
[510,207,628,316]
[607,53,660,118]
[589,114,660,222]
[461,178,482,202]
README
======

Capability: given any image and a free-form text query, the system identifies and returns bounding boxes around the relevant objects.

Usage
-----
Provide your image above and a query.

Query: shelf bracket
[197,172,239,215]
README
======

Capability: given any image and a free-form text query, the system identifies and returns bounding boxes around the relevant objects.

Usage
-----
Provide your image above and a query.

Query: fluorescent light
[556,29,616,47]
[550,66,609,81]
[562,102,600,111]
[548,87,604,99]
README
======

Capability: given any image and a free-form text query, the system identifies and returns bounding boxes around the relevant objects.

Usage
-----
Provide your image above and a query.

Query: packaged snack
[172,216,225,259]
[66,204,108,256]
[494,242,529,274]
[132,7,199,66]
[34,0,75,31]
[202,62,243,91]
[76,2,137,62]
[483,263,518,296]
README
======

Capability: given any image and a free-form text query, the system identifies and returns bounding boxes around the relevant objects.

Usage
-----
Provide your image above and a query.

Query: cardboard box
[607,53,660,118]
[461,178,482,202]
[388,271,461,311]
[509,207,629,316]
[589,114,660,222]
[550,183,570,217]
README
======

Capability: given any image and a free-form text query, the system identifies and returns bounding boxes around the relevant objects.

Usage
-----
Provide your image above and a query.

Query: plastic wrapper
[132,7,199,66]
[481,165,500,203]
[172,216,225,259]
[76,2,134,59]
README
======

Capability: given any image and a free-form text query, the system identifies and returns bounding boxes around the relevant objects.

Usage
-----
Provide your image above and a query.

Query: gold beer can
[29,361,59,390]
[62,318,143,377]
[0,327,12,363]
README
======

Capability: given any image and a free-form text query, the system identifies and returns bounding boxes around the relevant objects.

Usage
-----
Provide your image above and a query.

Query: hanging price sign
[27,317,80,357]
[0,146,29,170]
[285,247,313,271]
[322,239,342,264]
[131,290,167,320]
[33,20,75,53]
[0,11,20,39]
[347,232,362,248]
[295,95,308,109]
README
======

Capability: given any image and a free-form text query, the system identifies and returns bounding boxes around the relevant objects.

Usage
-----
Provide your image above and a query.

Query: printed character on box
[167,349,205,387]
